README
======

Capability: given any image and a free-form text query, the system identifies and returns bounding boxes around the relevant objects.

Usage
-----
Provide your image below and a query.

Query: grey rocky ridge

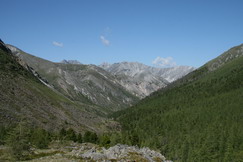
[100,61,195,98]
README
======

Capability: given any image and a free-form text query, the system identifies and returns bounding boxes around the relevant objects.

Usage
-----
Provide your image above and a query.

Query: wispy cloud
[100,35,110,46]
[52,41,63,47]
[152,56,177,67]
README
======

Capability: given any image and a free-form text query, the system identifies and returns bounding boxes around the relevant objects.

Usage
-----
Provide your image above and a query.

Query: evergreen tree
[0,126,8,145]
[66,128,77,142]
[110,132,122,146]
[83,131,92,142]
[90,132,98,144]
[99,134,111,148]
[77,133,82,143]
[5,122,31,160]
[59,128,66,140]
[30,128,50,149]
[83,131,98,143]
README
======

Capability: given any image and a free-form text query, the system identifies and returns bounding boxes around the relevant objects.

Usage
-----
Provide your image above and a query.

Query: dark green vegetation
[114,44,243,161]
[0,123,120,160]
[0,122,51,160]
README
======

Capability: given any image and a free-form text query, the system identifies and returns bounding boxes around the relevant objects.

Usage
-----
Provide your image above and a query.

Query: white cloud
[52,41,63,47]
[100,35,110,46]
[152,56,177,67]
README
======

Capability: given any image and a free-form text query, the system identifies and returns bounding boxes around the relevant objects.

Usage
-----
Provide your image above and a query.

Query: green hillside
[114,44,243,161]
[0,40,113,133]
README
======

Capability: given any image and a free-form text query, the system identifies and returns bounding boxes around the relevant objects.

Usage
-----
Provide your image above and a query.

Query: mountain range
[1,41,193,133]
[6,44,194,110]
[1,39,242,161]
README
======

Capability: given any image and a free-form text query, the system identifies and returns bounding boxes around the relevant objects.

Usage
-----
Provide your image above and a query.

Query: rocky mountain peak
[100,61,195,98]
[100,62,111,69]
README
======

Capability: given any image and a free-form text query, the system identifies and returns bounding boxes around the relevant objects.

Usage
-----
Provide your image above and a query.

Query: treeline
[0,123,123,160]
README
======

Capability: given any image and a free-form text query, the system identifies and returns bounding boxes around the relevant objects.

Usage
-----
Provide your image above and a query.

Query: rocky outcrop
[6,44,52,88]
[206,44,243,71]
[18,142,171,162]
[69,144,171,162]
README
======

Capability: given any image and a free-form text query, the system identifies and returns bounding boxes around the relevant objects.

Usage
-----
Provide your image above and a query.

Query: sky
[1,0,243,68]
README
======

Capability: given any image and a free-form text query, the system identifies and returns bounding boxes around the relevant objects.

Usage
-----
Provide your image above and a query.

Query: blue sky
[1,0,243,67]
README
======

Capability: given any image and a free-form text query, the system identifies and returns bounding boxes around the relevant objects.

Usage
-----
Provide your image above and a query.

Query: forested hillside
[114,44,243,161]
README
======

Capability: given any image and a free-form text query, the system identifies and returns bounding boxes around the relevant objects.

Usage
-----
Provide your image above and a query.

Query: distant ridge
[100,61,195,98]
[61,59,81,64]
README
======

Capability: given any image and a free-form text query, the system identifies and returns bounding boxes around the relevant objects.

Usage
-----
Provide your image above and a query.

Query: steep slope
[100,62,194,98]
[7,45,138,112]
[0,40,115,133]
[114,44,243,161]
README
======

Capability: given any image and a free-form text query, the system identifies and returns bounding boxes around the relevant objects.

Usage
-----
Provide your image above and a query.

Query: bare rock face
[70,144,171,162]
[24,142,171,162]
[100,62,195,98]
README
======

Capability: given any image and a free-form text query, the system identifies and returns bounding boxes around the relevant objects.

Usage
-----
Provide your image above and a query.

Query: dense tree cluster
[113,56,243,161]
[0,124,120,160]
[0,122,51,160]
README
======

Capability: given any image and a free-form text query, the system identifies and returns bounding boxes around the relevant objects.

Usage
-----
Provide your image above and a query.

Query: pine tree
[83,131,98,143]
[5,122,31,160]
[0,126,7,145]
[59,128,66,140]
[66,128,77,142]
[83,131,92,142]
[99,134,111,148]
[30,128,50,149]
[77,133,82,143]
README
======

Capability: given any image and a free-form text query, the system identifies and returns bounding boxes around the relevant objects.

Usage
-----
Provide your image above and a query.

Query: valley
[0,40,242,161]
[1,1,243,161]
